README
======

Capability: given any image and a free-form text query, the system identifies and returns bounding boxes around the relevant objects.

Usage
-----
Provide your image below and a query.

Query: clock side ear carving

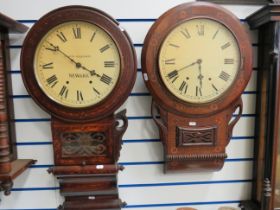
[0,13,36,197]
[228,99,243,139]
[142,2,252,172]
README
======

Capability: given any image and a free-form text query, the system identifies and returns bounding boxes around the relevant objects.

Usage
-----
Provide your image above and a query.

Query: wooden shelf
[0,159,36,195]
[0,12,28,33]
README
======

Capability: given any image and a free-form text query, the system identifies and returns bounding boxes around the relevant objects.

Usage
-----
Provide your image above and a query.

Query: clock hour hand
[80,66,102,78]
[197,59,204,88]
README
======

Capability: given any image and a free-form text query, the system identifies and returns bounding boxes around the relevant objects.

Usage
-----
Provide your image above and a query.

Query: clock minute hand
[47,41,102,78]
[47,41,78,66]
[178,60,197,72]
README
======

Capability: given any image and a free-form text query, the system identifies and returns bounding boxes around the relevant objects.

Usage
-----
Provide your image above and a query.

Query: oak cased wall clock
[142,2,252,172]
[20,6,137,210]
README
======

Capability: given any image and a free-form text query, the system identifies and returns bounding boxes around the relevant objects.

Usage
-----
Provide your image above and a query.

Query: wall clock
[142,2,252,172]
[21,6,136,209]
[0,12,35,197]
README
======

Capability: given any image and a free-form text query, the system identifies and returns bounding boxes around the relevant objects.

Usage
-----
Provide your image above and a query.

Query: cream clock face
[34,21,121,108]
[159,18,241,104]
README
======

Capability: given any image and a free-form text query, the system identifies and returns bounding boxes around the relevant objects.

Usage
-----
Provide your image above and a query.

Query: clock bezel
[21,6,137,122]
[158,17,242,104]
[33,20,122,108]
[141,2,252,116]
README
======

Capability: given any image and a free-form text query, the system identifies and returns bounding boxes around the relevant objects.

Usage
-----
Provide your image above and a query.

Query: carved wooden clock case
[142,2,252,172]
[20,6,136,210]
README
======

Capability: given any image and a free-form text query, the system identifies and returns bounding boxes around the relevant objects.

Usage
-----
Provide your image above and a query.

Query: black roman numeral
[42,62,53,69]
[46,75,58,87]
[57,32,67,42]
[184,85,188,94]
[169,43,180,48]
[59,85,68,98]
[221,42,231,50]
[179,81,186,92]
[167,70,178,79]
[90,31,96,42]
[100,74,112,85]
[165,59,175,65]
[77,90,83,101]
[181,28,191,39]
[92,87,100,95]
[196,86,202,96]
[197,24,204,36]
[100,44,110,53]
[172,76,178,83]
[73,27,81,39]
[219,71,230,81]
[212,29,219,40]
[104,61,115,68]
[212,84,218,91]
[93,87,100,95]
[224,59,234,64]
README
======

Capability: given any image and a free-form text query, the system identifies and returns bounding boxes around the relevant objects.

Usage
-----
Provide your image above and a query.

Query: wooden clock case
[141,2,252,172]
[0,13,35,197]
[20,6,137,210]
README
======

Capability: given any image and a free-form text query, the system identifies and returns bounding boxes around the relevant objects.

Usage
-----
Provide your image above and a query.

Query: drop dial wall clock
[21,6,137,210]
[142,2,252,172]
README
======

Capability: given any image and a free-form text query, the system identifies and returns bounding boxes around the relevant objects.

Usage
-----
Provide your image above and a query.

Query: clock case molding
[240,2,280,210]
[20,6,137,210]
[141,2,252,172]
[0,13,36,197]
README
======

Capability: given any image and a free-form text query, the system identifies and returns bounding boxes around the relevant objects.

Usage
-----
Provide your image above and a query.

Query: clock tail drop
[48,110,128,210]
[48,164,126,210]
[151,98,243,172]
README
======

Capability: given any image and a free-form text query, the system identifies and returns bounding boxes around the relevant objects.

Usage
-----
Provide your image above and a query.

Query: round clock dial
[34,21,120,108]
[159,18,240,104]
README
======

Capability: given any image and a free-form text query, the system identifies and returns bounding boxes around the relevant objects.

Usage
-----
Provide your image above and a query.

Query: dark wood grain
[142,2,252,172]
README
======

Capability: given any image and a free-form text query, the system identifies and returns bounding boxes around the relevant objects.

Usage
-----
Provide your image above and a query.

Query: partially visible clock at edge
[159,18,241,104]
[34,21,121,108]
